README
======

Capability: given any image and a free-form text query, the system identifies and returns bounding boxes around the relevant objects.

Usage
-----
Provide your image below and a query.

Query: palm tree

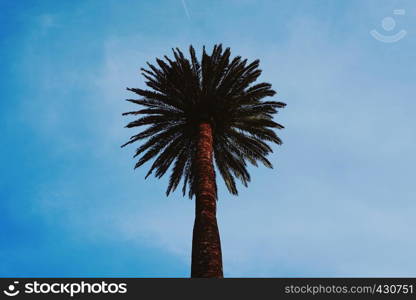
[122,44,286,278]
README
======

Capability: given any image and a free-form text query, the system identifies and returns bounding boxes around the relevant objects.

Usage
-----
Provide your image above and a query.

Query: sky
[1,0,415,277]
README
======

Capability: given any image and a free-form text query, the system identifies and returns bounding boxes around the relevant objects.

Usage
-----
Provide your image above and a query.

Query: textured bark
[191,123,223,278]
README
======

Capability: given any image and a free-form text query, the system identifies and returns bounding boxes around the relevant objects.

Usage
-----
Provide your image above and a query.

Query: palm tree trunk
[191,122,223,278]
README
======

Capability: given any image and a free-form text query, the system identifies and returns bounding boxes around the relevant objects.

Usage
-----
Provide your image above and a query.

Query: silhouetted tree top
[122,44,286,199]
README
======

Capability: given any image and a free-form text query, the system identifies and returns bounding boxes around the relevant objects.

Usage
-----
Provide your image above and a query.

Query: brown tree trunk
[191,122,223,278]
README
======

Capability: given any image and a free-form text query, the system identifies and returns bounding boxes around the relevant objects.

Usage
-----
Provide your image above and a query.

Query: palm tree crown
[122,44,286,198]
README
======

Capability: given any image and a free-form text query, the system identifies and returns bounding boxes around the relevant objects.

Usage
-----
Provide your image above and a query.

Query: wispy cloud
[181,0,191,19]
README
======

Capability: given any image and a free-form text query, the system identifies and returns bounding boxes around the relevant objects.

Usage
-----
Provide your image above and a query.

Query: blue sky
[1,0,416,277]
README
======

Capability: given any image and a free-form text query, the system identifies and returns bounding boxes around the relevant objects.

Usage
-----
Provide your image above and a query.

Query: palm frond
[122,44,286,198]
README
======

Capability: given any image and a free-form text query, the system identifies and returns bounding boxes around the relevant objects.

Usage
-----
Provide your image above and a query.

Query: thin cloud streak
[181,0,191,19]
